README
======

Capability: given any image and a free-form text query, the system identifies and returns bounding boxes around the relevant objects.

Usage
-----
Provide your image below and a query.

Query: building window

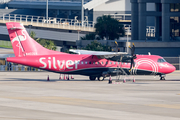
[170,17,180,37]
[170,3,180,12]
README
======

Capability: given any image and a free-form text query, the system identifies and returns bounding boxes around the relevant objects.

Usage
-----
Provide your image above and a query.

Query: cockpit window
[157,58,166,63]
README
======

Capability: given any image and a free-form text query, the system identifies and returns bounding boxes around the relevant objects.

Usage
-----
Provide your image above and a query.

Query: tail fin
[6,22,66,57]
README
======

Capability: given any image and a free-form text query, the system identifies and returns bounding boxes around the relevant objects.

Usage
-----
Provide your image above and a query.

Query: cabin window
[125,63,127,65]
[110,62,112,64]
[101,62,103,64]
[106,62,108,65]
[89,61,91,64]
[114,62,116,64]
[122,62,123,65]
[81,62,83,64]
[93,62,95,64]
[118,62,120,64]
[85,62,88,64]
[157,58,166,63]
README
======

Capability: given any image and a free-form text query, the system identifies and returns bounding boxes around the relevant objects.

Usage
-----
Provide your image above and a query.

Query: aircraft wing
[69,49,128,59]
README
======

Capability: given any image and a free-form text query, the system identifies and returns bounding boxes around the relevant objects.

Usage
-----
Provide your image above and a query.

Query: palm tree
[80,33,100,40]
[29,31,56,50]
[83,40,111,51]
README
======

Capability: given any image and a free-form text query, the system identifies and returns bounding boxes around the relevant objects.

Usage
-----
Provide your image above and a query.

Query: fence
[11,0,92,2]
[1,14,95,31]
[124,24,155,37]
[0,0,11,3]
[0,40,12,48]
[0,65,42,71]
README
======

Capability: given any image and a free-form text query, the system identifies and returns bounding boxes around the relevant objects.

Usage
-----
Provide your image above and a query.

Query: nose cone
[160,63,176,74]
[167,64,176,74]
[171,65,176,73]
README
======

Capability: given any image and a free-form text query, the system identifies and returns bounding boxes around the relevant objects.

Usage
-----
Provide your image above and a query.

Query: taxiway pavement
[0,71,180,120]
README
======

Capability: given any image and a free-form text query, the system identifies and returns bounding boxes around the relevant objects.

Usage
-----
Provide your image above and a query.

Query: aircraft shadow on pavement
[2,78,92,82]
[163,79,180,81]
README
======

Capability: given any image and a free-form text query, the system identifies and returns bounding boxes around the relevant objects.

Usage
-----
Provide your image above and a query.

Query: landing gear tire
[89,76,96,81]
[160,77,165,80]
[98,76,104,81]
[160,75,166,80]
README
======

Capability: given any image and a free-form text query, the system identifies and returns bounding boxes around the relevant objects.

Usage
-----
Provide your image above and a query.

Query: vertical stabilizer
[6,22,66,57]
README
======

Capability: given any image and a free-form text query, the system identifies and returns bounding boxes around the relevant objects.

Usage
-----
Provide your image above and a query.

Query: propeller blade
[130,59,133,69]
[132,43,135,55]
[115,41,118,52]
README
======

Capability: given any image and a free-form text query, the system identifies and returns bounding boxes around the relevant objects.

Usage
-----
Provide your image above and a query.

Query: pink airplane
[6,22,175,81]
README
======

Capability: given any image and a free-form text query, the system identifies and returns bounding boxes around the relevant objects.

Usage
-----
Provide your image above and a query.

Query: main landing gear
[89,76,104,81]
[89,76,96,80]
[98,76,104,81]
[160,74,166,80]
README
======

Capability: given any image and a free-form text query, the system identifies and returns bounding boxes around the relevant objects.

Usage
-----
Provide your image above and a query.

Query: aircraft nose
[168,64,176,73]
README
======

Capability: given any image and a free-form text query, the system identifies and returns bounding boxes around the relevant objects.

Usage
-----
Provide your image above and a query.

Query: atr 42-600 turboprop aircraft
[6,22,175,80]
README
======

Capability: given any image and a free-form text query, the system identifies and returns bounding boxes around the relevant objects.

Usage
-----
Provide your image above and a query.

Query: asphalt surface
[0,71,180,120]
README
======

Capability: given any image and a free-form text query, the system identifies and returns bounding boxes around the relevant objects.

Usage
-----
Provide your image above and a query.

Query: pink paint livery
[6,22,175,80]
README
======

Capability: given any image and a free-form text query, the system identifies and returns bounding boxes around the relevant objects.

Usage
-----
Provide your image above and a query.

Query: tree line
[81,15,125,40]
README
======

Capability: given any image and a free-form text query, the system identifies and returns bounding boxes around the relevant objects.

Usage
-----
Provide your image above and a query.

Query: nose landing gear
[160,74,166,80]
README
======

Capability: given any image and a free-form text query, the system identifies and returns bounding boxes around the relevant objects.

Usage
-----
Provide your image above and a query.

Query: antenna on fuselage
[148,52,151,55]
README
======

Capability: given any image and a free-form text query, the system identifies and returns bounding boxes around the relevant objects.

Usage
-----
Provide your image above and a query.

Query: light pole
[77,30,81,40]
[81,0,84,26]
[126,25,130,54]
[46,0,48,23]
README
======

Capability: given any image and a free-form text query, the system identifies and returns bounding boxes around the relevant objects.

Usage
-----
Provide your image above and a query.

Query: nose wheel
[160,75,166,80]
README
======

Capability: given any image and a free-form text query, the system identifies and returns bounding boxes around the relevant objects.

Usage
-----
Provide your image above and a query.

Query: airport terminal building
[131,0,180,41]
